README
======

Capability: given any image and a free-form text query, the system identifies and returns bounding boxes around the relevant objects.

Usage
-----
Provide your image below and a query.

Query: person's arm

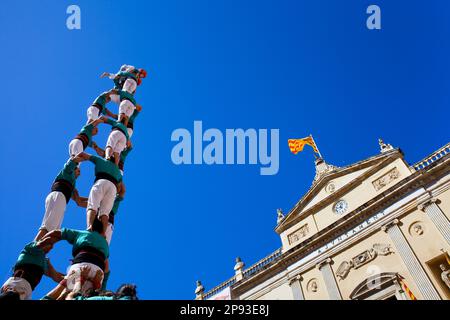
[38,230,62,247]
[102,118,115,127]
[92,269,104,291]
[71,188,88,208]
[104,108,118,119]
[119,182,126,198]
[100,72,116,79]
[79,265,93,290]
[45,259,65,283]
[45,283,67,300]
[42,228,79,246]
[91,141,106,158]
[91,117,105,127]
[73,152,92,163]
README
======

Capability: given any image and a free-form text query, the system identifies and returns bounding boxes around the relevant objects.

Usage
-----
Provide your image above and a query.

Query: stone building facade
[196,140,450,300]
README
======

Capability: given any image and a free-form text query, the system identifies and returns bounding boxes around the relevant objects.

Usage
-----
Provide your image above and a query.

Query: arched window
[349,272,410,300]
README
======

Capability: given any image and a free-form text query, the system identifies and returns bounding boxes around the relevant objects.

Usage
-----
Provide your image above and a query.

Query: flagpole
[310,134,323,159]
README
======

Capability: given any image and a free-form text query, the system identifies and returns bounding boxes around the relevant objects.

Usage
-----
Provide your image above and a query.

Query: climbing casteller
[68,117,104,158]
[35,158,87,241]
[0,240,63,300]
[39,218,109,297]
[102,117,130,166]
[73,152,122,234]
[86,90,118,124]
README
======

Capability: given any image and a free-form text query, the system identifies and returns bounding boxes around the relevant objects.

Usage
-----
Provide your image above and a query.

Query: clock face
[334,199,348,214]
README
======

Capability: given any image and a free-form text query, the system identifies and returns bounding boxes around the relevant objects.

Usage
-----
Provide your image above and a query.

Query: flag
[288,136,319,155]
[397,275,417,300]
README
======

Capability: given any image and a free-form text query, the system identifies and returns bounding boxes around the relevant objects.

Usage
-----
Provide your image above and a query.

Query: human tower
[0,65,147,300]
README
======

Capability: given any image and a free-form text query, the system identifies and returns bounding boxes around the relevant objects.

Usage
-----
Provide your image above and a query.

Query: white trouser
[87,179,117,217]
[119,99,135,118]
[40,191,67,232]
[1,277,32,300]
[105,222,114,245]
[110,94,120,104]
[86,106,101,123]
[122,78,137,94]
[106,130,127,154]
[65,262,104,295]
[127,128,133,138]
[69,139,84,158]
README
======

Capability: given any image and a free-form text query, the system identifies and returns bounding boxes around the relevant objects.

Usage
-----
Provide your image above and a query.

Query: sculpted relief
[372,167,400,191]
[288,224,310,245]
[336,243,394,280]
[307,279,318,293]
[408,221,425,237]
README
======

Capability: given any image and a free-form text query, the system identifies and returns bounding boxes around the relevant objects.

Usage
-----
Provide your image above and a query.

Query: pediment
[276,149,403,232]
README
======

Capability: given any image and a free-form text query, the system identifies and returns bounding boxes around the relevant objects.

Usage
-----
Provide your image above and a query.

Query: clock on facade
[334,199,348,214]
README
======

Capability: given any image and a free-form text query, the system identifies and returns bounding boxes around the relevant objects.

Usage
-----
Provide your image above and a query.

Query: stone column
[419,198,450,245]
[316,258,342,300]
[288,275,304,300]
[382,219,441,300]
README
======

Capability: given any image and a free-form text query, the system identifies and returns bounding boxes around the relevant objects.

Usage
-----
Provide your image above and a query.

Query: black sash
[74,133,89,149]
[51,179,74,204]
[13,263,44,290]
[72,247,106,271]
[95,173,119,186]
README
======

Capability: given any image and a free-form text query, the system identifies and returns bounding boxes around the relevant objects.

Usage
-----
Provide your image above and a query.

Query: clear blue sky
[0,0,448,299]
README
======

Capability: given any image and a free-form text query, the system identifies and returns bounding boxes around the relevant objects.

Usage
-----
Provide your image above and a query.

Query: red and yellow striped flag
[288,136,318,155]
[397,275,417,300]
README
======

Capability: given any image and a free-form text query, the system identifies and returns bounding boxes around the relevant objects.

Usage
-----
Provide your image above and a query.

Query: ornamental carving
[336,243,394,280]
[325,182,336,194]
[288,224,309,245]
[372,167,400,191]
[307,279,318,293]
[408,221,425,237]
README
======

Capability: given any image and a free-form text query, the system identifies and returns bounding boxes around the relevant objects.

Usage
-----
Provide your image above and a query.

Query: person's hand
[100,72,109,78]
[91,141,98,149]
[74,152,90,162]
[136,104,142,112]
[80,265,91,280]
[51,270,65,283]
[92,270,104,290]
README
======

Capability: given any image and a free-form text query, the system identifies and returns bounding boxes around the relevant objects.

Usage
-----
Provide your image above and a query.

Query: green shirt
[93,92,109,114]
[88,155,123,183]
[111,196,124,216]
[105,118,130,141]
[15,242,48,272]
[128,109,140,125]
[120,146,133,164]
[119,90,136,105]
[78,123,95,147]
[61,228,109,259]
[54,159,78,187]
